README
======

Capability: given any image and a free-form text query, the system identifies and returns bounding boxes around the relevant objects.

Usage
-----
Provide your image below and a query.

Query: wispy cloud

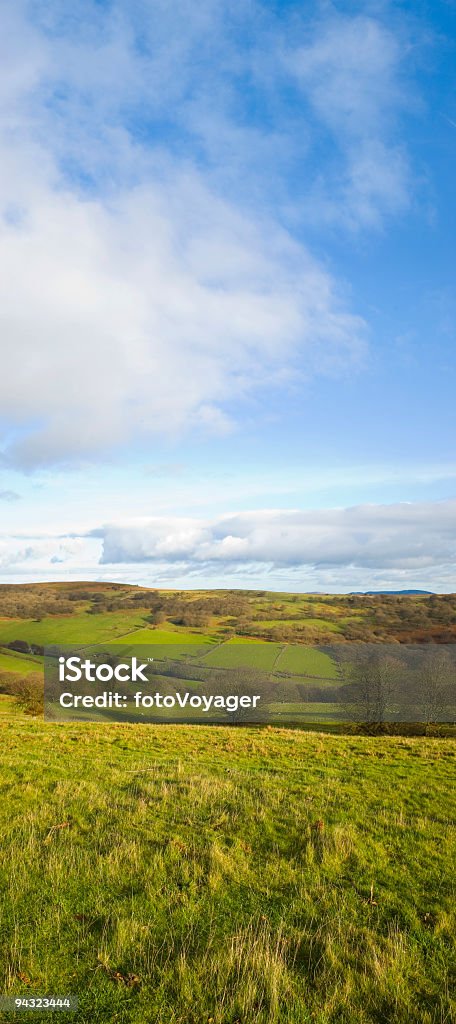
[288,12,412,228]
[0,490,21,502]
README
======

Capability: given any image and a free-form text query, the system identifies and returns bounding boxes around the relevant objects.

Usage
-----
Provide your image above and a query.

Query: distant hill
[350,590,433,596]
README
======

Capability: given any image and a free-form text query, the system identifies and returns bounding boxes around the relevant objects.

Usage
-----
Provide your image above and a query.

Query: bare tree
[415,648,455,727]
[342,652,402,732]
[215,668,272,725]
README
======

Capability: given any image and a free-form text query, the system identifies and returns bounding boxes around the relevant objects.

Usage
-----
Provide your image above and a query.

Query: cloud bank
[98,501,456,572]
[1,499,454,592]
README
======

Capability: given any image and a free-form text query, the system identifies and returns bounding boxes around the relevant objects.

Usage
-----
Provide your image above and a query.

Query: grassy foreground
[0,704,455,1024]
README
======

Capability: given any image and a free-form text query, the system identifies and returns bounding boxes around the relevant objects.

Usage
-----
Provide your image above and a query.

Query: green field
[269,702,344,722]
[275,646,339,679]
[0,649,42,675]
[0,612,147,648]
[199,639,283,671]
[256,618,342,633]
[0,700,454,1024]
[112,628,215,646]
[90,628,215,662]
[0,616,216,656]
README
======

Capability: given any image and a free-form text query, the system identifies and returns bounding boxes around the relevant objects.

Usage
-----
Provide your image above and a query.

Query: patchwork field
[0,700,454,1024]
[2,585,456,728]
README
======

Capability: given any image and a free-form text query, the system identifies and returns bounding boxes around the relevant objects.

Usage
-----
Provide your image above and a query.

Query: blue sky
[0,0,455,591]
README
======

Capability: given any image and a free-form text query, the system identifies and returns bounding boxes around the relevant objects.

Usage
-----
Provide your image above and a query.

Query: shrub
[4,672,44,716]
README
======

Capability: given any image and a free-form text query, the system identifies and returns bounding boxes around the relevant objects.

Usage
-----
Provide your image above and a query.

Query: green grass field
[91,629,215,662]
[275,646,339,679]
[0,612,147,648]
[112,628,215,646]
[0,699,454,1024]
[0,649,42,675]
[199,639,283,671]
[269,702,344,722]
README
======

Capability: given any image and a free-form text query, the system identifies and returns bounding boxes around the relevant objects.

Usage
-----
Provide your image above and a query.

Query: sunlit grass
[0,710,454,1023]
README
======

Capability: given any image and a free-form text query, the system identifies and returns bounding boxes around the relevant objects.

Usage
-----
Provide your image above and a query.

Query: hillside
[1,584,455,731]
[1,583,455,649]
[0,701,455,1024]
[1,585,455,1021]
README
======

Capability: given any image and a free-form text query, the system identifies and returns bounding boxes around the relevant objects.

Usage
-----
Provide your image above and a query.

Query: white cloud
[0,167,365,468]
[0,533,99,574]
[98,500,456,572]
[0,1,419,469]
